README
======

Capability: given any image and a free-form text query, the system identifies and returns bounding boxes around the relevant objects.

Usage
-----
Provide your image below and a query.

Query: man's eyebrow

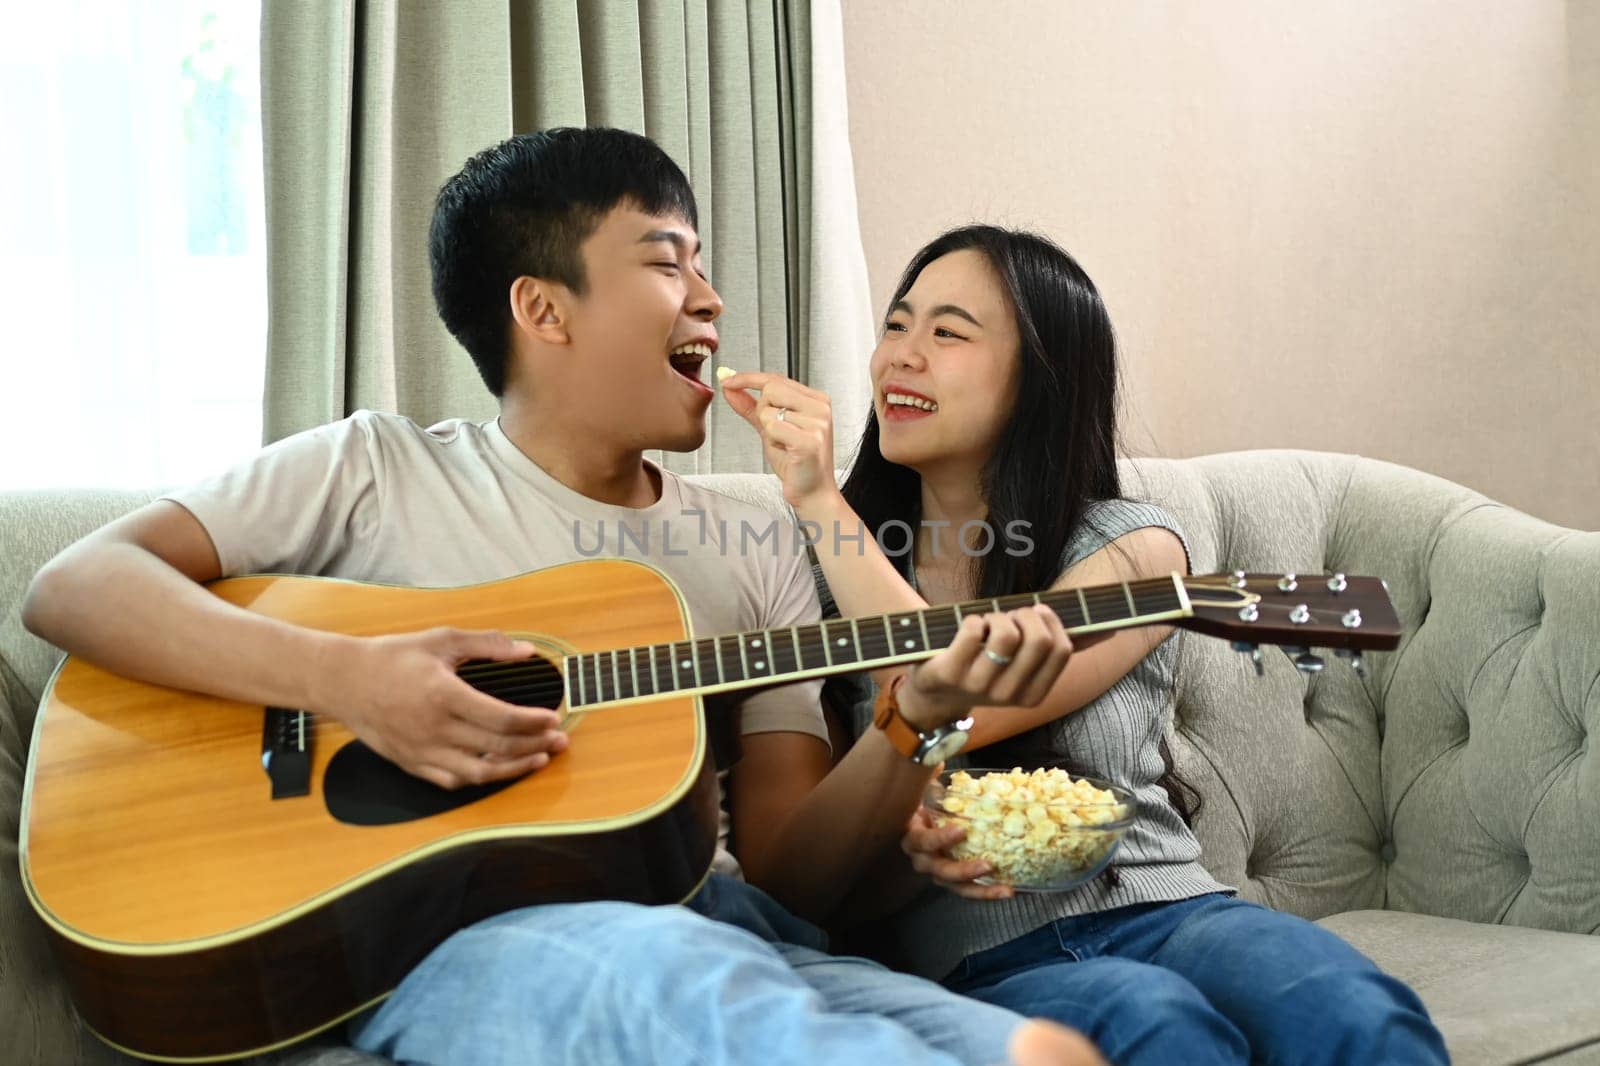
[638,229,702,256]
[888,298,982,328]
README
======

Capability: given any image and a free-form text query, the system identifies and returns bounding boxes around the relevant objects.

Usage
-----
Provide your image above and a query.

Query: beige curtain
[261,0,873,474]
[778,1,873,461]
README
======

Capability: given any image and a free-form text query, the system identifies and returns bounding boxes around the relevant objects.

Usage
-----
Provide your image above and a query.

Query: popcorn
[715,365,737,383]
[928,767,1131,889]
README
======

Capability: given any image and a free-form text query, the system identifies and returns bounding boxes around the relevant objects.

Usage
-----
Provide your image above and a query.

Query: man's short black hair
[429,128,698,396]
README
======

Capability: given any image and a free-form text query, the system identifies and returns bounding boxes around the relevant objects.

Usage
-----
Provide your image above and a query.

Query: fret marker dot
[680,661,691,670]
[836,638,848,646]
[750,639,762,648]
[904,640,915,649]
[900,618,911,626]
[754,660,765,670]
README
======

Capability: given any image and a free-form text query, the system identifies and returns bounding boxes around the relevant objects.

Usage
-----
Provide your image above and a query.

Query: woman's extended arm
[720,369,1188,747]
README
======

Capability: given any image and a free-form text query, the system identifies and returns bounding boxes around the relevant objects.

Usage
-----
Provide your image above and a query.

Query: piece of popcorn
[715,365,737,382]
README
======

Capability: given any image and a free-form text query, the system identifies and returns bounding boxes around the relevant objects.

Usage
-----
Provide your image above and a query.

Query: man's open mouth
[669,342,715,386]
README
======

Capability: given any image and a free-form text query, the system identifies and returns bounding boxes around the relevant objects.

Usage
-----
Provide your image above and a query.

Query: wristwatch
[873,674,973,767]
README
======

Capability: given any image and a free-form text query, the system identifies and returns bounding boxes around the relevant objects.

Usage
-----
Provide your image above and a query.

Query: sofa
[3,449,1598,1065]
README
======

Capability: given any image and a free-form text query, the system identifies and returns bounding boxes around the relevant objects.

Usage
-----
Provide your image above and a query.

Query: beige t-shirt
[163,410,828,877]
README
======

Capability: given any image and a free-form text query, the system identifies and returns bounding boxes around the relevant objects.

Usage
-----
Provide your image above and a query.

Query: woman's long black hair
[841,225,1119,601]
[840,225,1198,826]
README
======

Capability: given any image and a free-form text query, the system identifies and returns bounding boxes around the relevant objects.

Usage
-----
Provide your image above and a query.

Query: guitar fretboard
[560,577,1187,709]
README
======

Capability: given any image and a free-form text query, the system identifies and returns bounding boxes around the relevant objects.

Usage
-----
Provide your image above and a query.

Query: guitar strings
[453,578,1186,686]
[383,580,1300,714]
[449,590,1188,684]
[445,585,1188,710]
[285,582,1210,721]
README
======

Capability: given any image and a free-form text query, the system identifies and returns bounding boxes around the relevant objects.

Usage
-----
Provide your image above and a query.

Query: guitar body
[20,559,719,1062]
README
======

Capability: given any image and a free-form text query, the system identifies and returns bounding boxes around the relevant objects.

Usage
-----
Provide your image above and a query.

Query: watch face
[919,727,970,766]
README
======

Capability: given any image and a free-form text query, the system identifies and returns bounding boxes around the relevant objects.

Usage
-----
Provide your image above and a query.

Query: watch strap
[872,674,924,759]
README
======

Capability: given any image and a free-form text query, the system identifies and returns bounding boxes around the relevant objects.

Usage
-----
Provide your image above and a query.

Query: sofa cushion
[1320,909,1600,1065]
[1376,504,1600,933]
[1122,452,1394,919]
[0,490,161,732]
[1120,452,1600,944]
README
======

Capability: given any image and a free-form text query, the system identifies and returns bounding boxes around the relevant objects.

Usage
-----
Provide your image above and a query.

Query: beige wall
[842,1,1599,529]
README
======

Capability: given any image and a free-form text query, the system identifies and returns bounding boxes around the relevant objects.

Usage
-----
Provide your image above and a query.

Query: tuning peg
[1335,649,1368,678]
[1231,641,1265,677]
[1293,652,1325,675]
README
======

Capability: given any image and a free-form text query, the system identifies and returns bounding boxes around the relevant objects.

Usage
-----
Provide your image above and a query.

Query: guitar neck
[558,574,1192,710]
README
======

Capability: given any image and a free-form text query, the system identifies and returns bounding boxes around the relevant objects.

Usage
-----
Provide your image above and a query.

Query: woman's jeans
[349,874,1027,1065]
[943,892,1449,1065]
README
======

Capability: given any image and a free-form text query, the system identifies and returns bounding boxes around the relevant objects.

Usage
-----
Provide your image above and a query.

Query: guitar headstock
[1178,572,1402,676]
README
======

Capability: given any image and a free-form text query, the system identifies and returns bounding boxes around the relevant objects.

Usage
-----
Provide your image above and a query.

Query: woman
[720,225,1448,1066]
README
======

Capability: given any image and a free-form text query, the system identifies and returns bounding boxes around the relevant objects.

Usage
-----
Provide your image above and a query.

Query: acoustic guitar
[20,560,1400,1061]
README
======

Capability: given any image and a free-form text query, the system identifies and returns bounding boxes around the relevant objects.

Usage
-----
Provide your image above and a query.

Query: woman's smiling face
[870,248,1022,473]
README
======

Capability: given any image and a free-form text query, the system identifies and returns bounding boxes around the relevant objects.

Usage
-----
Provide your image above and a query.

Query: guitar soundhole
[324,652,566,826]
[324,742,520,826]
[456,650,567,710]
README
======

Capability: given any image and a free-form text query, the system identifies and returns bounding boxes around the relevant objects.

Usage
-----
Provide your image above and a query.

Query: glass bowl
[923,768,1138,893]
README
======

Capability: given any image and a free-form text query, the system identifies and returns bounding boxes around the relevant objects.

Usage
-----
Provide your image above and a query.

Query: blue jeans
[349,874,1026,1065]
[944,893,1448,1066]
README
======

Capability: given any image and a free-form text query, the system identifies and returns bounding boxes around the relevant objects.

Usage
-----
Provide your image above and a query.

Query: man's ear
[509,275,573,346]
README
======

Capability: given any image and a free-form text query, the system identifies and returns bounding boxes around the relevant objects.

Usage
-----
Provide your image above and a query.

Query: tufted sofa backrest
[701,450,1600,936]
[1121,451,1599,935]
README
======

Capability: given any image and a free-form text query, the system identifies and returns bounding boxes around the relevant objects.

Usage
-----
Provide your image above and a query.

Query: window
[0,1,265,489]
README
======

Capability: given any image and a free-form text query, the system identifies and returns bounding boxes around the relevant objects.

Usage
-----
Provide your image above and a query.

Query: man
[24,127,1097,1066]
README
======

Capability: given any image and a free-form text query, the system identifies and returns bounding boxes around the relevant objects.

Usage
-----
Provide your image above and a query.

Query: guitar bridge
[262,708,312,799]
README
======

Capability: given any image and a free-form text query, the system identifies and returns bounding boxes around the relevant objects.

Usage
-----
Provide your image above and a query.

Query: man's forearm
[23,542,340,713]
[744,729,933,922]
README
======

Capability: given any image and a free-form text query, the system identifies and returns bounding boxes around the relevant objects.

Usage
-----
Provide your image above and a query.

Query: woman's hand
[720,370,839,515]
[897,604,1075,729]
[901,807,1015,901]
